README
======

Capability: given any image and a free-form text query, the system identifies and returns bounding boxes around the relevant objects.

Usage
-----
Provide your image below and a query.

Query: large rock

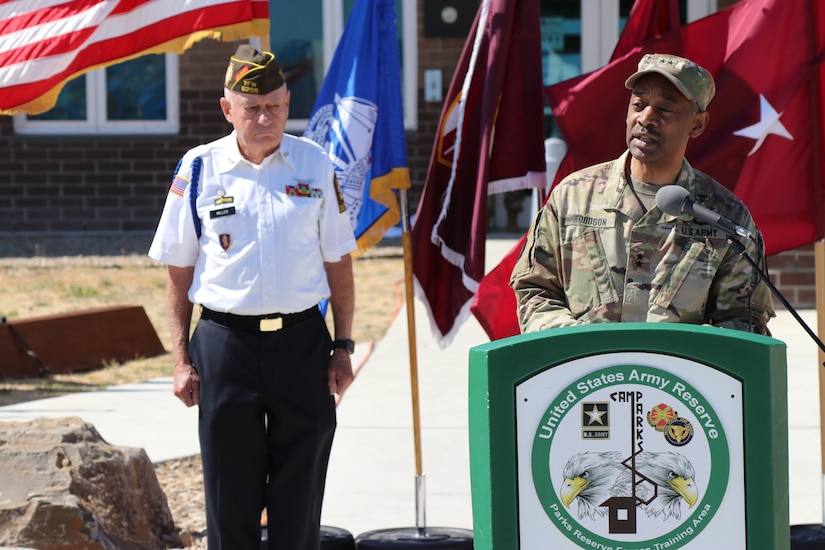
[0,417,180,549]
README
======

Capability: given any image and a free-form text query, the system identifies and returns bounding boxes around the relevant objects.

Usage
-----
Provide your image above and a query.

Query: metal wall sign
[423,0,478,38]
[468,323,789,550]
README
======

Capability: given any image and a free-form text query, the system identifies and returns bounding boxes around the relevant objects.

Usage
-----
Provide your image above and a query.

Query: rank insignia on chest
[220,234,231,251]
[286,182,322,198]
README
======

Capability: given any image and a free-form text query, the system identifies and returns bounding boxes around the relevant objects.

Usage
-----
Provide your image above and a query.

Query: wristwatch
[333,339,355,354]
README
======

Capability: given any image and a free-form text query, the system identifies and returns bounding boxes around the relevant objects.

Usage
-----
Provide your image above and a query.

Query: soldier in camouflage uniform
[511,53,774,334]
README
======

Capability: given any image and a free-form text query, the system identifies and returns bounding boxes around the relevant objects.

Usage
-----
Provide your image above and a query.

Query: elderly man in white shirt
[149,44,356,550]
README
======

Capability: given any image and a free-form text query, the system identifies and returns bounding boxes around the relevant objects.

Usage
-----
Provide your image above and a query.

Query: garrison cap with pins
[624,53,716,111]
[224,44,285,95]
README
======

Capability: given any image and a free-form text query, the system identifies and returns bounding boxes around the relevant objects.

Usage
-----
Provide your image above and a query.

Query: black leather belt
[200,306,318,332]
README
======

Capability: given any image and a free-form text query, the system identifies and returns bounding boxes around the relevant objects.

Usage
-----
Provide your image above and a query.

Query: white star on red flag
[733,94,794,156]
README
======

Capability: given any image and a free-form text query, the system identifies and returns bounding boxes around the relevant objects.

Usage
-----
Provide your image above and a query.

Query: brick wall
[0,39,240,237]
[406,0,468,208]
[767,243,818,308]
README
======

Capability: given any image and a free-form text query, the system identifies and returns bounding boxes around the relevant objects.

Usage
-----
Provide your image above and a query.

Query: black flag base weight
[791,524,825,549]
[260,525,356,550]
[355,527,474,549]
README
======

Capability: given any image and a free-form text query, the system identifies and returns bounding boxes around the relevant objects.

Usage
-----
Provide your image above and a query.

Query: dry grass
[0,248,405,405]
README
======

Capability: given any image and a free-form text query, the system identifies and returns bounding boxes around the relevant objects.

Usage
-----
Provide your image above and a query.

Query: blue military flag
[304,0,410,256]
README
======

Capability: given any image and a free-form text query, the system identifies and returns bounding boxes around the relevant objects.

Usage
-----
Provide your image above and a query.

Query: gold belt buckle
[259,317,283,332]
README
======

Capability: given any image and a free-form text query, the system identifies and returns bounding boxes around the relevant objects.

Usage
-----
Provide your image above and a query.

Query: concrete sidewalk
[0,236,823,538]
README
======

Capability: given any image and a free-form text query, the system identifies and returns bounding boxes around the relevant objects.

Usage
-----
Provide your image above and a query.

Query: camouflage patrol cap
[625,53,716,111]
[224,45,285,95]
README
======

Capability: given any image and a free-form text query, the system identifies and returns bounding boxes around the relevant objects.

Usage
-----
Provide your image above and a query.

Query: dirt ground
[0,247,404,405]
[0,246,405,548]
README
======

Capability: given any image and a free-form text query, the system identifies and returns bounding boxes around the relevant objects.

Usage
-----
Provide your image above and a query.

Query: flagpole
[399,187,427,535]
[816,241,825,529]
[811,0,825,533]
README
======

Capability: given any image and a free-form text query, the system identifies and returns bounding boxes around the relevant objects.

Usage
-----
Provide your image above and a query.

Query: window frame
[284,0,417,133]
[12,53,180,136]
[581,0,715,71]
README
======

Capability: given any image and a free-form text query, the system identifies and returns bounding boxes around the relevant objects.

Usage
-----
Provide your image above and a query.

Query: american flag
[0,0,269,115]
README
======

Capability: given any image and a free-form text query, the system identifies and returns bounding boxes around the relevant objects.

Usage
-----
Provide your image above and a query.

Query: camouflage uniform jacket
[510,151,774,334]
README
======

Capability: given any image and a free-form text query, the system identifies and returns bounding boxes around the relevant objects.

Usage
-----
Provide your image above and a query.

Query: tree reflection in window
[107,54,167,120]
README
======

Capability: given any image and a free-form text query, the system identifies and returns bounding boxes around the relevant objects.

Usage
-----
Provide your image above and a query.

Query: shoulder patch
[168,158,188,197]
[170,174,189,197]
[334,175,346,213]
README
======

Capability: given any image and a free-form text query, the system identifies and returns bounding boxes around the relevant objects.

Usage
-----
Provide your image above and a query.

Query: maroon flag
[0,0,269,115]
[472,0,682,341]
[411,0,546,345]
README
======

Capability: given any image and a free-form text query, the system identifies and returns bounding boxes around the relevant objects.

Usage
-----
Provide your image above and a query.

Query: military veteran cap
[224,44,285,95]
[624,53,716,111]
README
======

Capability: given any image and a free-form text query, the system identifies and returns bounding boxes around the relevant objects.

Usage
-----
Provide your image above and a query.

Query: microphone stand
[728,236,825,364]
[729,234,825,548]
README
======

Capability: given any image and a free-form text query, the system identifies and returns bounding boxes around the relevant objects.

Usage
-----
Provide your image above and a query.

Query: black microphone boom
[656,184,825,363]
[654,185,753,240]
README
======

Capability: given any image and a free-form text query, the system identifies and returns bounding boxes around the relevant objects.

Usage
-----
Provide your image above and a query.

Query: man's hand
[173,362,200,407]
[328,350,354,401]
[166,265,197,407]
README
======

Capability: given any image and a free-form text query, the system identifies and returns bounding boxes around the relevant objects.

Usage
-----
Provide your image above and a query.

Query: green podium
[468,323,789,550]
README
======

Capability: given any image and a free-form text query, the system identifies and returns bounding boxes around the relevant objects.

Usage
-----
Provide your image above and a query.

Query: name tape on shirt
[210,206,236,219]
[567,214,615,228]
[677,223,728,240]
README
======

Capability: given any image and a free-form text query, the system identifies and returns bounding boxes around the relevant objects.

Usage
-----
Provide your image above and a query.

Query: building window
[276,0,417,133]
[13,53,179,136]
[541,0,710,137]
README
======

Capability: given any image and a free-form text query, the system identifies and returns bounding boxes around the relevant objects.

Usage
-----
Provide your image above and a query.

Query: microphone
[655,185,753,240]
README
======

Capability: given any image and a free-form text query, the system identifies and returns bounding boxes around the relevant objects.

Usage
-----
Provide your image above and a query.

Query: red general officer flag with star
[473,0,825,341]
[547,0,825,254]
[548,0,825,256]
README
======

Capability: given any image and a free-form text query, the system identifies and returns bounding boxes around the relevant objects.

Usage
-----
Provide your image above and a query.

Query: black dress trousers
[190,310,336,550]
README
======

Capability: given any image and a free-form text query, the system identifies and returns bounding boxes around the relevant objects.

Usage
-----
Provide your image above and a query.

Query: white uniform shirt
[149,132,356,315]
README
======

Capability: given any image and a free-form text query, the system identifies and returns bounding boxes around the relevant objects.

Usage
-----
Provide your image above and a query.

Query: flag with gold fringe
[0,0,269,115]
